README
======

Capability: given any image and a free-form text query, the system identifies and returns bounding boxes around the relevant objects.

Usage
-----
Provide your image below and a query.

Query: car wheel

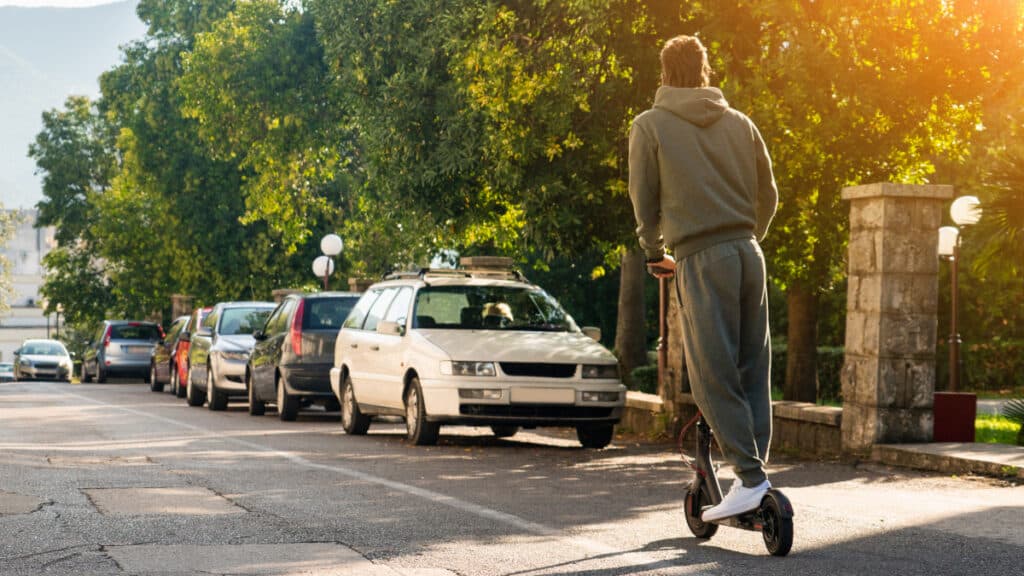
[149,363,163,392]
[207,365,227,411]
[276,375,299,421]
[340,374,370,435]
[174,367,187,398]
[247,370,265,416]
[185,366,205,407]
[490,425,519,438]
[576,423,614,449]
[404,377,439,446]
[80,363,92,383]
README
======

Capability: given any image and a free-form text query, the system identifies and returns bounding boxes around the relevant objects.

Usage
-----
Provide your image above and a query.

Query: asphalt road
[1,380,1021,576]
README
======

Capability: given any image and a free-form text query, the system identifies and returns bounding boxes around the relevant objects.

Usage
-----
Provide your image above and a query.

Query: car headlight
[221,351,249,362]
[581,364,619,379]
[18,358,31,367]
[582,391,621,402]
[440,361,497,377]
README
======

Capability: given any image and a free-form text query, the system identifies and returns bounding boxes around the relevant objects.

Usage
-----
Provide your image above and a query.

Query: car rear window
[219,307,274,336]
[110,324,162,340]
[303,297,359,330]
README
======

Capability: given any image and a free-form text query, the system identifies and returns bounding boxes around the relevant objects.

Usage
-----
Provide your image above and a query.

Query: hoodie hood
[654,86,729,128]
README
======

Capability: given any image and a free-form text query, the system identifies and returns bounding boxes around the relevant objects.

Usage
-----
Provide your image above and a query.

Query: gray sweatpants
[675,237,772,487]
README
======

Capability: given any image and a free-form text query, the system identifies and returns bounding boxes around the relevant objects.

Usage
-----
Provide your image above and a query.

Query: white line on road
[48,385,679,574]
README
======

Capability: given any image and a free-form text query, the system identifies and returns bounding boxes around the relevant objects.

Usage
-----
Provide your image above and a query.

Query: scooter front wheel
[684,484,719,539]
[760,491,794,556]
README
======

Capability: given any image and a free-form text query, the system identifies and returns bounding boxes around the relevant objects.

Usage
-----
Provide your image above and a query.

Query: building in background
[1,210,56,362]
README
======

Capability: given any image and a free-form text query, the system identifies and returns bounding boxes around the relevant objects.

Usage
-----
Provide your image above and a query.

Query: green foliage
[964,340,1024,393]
[0,207,20,314]
[975,414,1022,446]
[770,343,845,403]
[628,364,658,394]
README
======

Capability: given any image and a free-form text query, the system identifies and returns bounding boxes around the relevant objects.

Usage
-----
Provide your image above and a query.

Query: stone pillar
[840,183,953,452]
[171,294,194,320]
[272,289,303,303]
[348,278,375,293]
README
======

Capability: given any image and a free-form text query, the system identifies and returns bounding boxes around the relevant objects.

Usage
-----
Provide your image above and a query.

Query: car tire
[207,365,227,411]
[276,375,299,421]
[185,367,205,407]
[404,377,439,446]
[173,367,187,398]
[149,364,163,392]
[81,363,92,383]
[247,370,265,416]
[490,425,519,438]
[96,366,107,383]
[340,374,370,435]
[576,423,614,449]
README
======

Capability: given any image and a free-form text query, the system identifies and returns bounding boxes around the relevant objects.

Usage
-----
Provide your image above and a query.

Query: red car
[149,307,211,398]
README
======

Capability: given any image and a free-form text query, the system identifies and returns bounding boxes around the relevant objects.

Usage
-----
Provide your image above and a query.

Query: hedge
[936,339,1024,393]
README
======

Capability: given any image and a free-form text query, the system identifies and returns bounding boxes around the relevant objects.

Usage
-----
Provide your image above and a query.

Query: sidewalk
[873,442,1024,479]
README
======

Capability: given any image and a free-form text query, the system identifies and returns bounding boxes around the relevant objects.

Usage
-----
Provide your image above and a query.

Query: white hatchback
[330,261,626,448]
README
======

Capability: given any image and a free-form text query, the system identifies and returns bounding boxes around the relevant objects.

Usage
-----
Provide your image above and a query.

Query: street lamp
[312,233,343,290]
[937,195,982,392]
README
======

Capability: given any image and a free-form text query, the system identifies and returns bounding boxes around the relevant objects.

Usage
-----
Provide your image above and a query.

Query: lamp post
[937,195,982,392]
[312,233,343,290]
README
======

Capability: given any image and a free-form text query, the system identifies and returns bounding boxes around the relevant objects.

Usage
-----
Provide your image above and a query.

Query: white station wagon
[330,258,626,448]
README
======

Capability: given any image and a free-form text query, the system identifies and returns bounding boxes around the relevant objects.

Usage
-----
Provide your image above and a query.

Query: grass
[975,414,1022,445]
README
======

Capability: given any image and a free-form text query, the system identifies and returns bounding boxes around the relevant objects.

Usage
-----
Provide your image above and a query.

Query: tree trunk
[784,281,819,403]
[615,247,648,386]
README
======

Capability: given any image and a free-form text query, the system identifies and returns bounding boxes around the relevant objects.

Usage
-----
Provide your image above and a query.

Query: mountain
[0,1,146,209]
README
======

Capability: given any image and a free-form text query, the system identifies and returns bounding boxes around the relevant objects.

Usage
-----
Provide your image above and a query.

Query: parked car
[149,315,190,393]
[169,306,212,398]
[81,321,163,383]
[186,301,276,410]
[0,362,14,383]
[13,339,73,382]
[248,292,361,420]
[329,259,626,448]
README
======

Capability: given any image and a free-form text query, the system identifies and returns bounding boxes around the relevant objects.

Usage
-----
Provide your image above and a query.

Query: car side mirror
[377,320,403,336]
[197,327,212,337]
[179,331,191,342]
[253,330,266,341]
[582,327,601,342]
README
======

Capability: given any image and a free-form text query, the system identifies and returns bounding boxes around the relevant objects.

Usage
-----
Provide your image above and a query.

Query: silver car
[13,339,73,382]
[186,301,275,410]
[81,321,163,383]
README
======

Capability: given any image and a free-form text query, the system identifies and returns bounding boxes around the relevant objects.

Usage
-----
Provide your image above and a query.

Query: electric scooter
[681,413,794,556]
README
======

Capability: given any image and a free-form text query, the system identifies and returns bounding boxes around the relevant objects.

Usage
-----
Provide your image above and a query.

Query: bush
[936,339,1024,393]
[770,343,845,404]
[628,365,658,395]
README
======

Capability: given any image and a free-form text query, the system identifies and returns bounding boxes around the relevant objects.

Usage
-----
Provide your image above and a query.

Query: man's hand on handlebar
[647,254,676,279]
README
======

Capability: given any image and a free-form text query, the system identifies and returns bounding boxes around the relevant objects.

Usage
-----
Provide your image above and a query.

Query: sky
[0,1,116,6]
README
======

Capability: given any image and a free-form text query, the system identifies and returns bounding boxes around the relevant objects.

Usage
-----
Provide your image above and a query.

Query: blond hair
[660,35,712,88]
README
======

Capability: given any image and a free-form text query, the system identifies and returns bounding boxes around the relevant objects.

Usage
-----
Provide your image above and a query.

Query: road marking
[49,386,677,571]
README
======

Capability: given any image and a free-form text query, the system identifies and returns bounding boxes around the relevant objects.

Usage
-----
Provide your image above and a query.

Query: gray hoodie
[629,86,778,261]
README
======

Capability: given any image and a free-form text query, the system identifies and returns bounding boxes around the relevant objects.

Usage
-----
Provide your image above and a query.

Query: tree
[0,206,20,314]
[676,0,1024,401]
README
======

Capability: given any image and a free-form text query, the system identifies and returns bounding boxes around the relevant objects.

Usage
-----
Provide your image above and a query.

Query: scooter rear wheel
[760,492,793,556]
[684,484,718,539]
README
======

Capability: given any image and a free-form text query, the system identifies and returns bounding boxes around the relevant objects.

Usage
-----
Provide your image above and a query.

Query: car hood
[214,334,256,352]
[21,354,70,364]
[419,330,617,364]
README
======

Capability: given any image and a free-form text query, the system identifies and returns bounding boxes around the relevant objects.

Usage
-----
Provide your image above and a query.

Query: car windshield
[110,324,161,340]
[21,342,67,356]
[219,307,273,336]
[412,286,577,332]
[0,363,13,372]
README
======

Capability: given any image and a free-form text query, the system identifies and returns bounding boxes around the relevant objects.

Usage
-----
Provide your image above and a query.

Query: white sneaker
[701,479,770,522]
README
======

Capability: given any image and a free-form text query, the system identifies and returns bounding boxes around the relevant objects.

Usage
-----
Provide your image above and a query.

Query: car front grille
[499,363,576,378]
[33,362,59,369]
[460,404,613,419]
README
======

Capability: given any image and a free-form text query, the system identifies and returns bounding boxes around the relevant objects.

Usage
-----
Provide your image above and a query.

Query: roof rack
[381,257,530,284]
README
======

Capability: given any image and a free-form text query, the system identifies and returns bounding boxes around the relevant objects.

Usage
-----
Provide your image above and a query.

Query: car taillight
[102,326,111,348]
[291,299,305,357]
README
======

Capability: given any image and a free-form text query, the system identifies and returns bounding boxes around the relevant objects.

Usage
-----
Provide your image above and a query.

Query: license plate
[510,388,575,404]
[128,346,151,354]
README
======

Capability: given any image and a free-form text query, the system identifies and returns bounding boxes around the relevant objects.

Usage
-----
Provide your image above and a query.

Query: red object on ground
[933,392,977,443]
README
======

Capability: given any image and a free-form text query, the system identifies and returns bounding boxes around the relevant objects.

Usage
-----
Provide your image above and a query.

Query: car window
[219,307,274,336]
[167,318,187,341]
[343,290,381,330]
[413,286,576,331]
[21,342,67,356]
[304,297,358,330]
[264,300,292,335]
[110,324,162,340]
[383,288,413,327]
[362,288,398,332]
[203,310,219,330]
